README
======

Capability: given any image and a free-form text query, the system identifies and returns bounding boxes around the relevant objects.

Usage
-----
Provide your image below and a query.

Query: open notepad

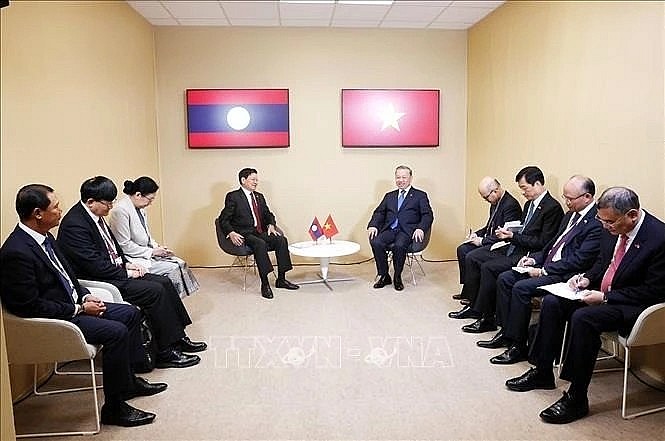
[538,282,585,301]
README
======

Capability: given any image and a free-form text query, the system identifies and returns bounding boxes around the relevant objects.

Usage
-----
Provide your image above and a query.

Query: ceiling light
[338,1,394,5]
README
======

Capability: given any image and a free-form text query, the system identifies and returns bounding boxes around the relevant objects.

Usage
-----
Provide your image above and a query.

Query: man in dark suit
[480,175,601,364]
[218,167,299,300]
[505,187,665,424]
[57,176,206,369]
[454,176,521,302]
[367,165,434,292]
[0,184,167,427]
[449,166,564,333]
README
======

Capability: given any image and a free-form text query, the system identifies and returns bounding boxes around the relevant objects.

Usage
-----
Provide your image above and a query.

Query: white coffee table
[288,240,361,291]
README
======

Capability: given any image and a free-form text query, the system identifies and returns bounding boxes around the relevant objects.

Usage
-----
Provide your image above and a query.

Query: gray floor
[12,261,665,440]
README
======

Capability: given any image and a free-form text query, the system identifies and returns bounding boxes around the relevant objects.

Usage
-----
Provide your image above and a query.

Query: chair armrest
[79,279,126,304]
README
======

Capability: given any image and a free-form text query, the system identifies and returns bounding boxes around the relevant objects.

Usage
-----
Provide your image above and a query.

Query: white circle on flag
[311,225,318,231]
[227,106,251,131]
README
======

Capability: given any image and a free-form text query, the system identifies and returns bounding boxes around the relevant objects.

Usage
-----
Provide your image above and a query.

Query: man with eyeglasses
[481,175,601,364]
[58,176,206,370]
[505,187,665,424]
[454,177,521,303]
[449,166,564,333]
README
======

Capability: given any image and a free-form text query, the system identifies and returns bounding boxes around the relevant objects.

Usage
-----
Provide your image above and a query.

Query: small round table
[288,240,361,291]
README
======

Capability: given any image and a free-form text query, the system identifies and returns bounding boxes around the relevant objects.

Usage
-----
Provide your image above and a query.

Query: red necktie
[600,234,628,293]
[251,192,263,233]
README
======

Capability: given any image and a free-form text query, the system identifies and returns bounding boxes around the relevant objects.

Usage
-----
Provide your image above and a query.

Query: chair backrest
[2,305,97,365]
[624,302,665,347]
[214,216,253,256]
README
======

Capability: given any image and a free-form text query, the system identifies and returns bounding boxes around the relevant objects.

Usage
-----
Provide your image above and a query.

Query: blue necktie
[43,238,77,303]
[506,202,537,256]
[391,190,406,229]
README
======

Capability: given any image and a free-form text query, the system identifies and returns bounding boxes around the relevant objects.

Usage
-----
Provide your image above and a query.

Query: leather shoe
[276,279,299,290]
[261,284,274,299]
[490,345,528,364]
[448,305,481,320]
[477,331,509,349]
[155,349,200,369]
[452,293,463,300]
[101,401,156,427]
[505,367,556,392]
[176,336,207,353]
[540,391,589,424]
[393,276,404,291]
[123,377,167,400]
[462,317,497,333]
[459,298,471,305]
[373,274,392,289]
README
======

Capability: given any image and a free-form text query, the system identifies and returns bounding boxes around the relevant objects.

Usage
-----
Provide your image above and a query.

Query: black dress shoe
[459,298,472,305]
[261,284,274,299]
[448,305,481,320]
[393,276,404,291]
[540,391,589,424]
[505,367,556,392]
[276,279,300,290]
[462,317,497,333]
[123,377,167,400]
[373,274,392,289]
[477,331,509,349]
[155,350,200,369]
[176,336,207,353]
[490,345,528,364]
[101,401,156,427]
[452,293,463,300]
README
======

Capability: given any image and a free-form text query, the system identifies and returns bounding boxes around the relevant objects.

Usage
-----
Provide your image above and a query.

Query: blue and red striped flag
[309,217,324,241]
[186,89,289,148]
[342,89,439,147]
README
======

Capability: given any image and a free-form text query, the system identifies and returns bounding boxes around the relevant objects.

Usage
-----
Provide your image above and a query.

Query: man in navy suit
[454,176,521,301]
[480,175,602,364]
[57,177,205,369]
[449,166,564,332]
[367,165,434,291]
[219,167,299,299]
[505,187,665,424]
[0,184,166,427]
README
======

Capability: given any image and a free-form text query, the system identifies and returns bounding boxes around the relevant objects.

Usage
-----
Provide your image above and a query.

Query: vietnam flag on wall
[186,89,289,148]
[342,89,439,147]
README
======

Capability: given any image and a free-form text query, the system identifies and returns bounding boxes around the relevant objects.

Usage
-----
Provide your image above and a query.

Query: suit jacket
[367,187,434,237]
[531,205,601,278]
[108,196,156,268]
[57,202,130,281]
[508,192,564,255]
[476,190,522,246]
[219,188,277,237]
[584,211,665,307]
[0,226,87,319]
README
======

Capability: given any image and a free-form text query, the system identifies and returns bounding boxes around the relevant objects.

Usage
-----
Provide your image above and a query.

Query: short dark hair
[123,176,159,196]
[576,175,596,197]
[238,168,258,184]
[16,184,54,221]
[395,165,413,176]
[515,166,545,186]
[80,176,117,202]
[597,187,640,214]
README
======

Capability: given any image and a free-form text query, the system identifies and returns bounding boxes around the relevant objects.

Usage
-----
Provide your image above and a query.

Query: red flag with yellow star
[322,214,339,239]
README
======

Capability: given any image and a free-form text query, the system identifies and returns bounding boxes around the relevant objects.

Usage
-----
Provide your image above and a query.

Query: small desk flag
[323,214,339,239]
[309,217,324,241]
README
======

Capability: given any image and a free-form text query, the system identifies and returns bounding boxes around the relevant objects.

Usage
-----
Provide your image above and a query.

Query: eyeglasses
[142,194,156,202]
[595,212,627,227]
[98,199,115,208]
[481,188,497,201]
[562,193,587,202]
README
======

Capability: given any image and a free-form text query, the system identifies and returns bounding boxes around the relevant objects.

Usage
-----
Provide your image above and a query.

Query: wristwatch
[602,293,608,304]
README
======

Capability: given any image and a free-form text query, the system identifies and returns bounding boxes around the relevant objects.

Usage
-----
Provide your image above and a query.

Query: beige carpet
[12,261,665,440]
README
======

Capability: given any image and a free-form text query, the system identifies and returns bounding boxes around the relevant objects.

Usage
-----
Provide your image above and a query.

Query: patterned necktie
[391,190,406,229]
[544,212,581,265]
[98,217,122,266]
[506,202,537,256]
[251,192,264,233]
[43,238,77,303]
[600,234,629,293]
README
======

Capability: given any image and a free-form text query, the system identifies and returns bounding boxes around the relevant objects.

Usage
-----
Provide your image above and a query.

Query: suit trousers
[71,302,142,403]
[461,246,519,314]
[106,273,192,351]
[370,228,411,278]
[244,231,293,282]
[529,295,643,396]
[496,270,562,344]
[456,242,480,284]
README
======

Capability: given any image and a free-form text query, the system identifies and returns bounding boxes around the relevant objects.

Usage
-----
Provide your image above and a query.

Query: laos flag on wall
[186,89,289,148]
[342,89,439,147]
